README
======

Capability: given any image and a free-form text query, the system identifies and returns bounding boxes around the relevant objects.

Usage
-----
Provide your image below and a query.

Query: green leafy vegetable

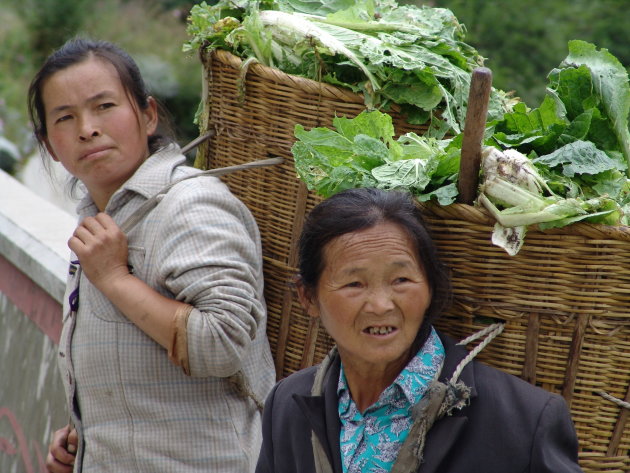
[560,40,630,172]
[292,109,459,204]
[478,146,624,254]
[478,40,630,254]
[184,0,513,136]
[290,40,630,255]
[533,141,626,178]
[491,40,630,180]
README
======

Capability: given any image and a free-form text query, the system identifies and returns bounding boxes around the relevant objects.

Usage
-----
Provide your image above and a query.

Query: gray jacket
[59,145,275,472]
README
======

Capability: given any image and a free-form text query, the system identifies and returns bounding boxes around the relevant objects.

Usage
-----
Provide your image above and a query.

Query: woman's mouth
[365,326,396,335]
[81,146,111,160]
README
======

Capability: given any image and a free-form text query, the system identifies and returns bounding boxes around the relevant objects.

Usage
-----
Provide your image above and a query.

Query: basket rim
[420,202,630,241]
[204,48,366,104]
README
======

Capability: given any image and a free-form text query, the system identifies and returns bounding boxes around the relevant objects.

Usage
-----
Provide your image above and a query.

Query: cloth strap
[119,156,283,234]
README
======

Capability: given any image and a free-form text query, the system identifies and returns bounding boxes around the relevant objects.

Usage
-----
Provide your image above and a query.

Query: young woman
[29,37,275,473]
[256,187,583,473]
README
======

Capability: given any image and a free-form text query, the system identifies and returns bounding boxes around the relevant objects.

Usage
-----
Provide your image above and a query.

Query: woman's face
[299,221,431,376]
[41,56,157,208]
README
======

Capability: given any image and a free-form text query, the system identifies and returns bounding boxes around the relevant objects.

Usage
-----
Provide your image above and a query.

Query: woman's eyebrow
[49,91,116,115]
[86,90,116,104]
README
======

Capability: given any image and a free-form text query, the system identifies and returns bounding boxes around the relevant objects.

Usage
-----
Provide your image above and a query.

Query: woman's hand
[46,424,78,473]
[69,213,130,290]
[68,212,188,351]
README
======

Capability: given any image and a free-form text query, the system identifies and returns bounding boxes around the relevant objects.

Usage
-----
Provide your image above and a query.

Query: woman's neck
[89,187,114,212]
[340,355,409,413]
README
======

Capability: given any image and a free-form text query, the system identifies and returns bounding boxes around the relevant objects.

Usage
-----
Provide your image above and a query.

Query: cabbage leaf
[185,0,513,136]
[292,110,459,204]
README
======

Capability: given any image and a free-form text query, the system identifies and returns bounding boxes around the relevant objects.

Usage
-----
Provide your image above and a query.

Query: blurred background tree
[0,0,202,175]
[424,0,630,105]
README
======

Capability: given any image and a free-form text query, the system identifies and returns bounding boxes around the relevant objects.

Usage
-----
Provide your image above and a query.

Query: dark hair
[297,187,452,352]
[27,37,174,157]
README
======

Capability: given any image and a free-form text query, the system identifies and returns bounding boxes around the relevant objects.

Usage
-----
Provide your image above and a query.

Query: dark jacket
[255,331,583,473]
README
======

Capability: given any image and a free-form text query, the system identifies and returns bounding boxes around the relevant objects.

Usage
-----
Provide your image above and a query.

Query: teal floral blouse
[337,327,445,473]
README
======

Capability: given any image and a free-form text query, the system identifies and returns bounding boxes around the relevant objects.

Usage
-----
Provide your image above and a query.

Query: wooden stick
[606,383,630,455]
[181,130,215,155]
[561,314,590,406]
[521,312,540,385]
[458,67,493,204]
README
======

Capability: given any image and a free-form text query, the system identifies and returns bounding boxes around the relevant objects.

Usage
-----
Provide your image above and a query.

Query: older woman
[256,187,583,473]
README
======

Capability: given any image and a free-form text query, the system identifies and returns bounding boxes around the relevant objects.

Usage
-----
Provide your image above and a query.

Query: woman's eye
[55,115,72,123]
[394,277,410,284]
[345,281,362,288]
[98,102,115,110]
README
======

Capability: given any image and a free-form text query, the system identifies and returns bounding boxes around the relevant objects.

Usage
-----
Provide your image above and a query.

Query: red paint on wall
[0,407,47,473]
[0,254,62,344]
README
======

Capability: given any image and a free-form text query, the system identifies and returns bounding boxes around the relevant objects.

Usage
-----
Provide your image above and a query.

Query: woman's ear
[143,96,159,136]
[295,280,319,318]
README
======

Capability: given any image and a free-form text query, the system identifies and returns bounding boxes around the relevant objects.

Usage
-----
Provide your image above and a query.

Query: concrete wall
[0,169,76,473]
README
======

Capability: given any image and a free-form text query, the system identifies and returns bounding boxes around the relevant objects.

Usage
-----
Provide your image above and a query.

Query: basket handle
[457,67,493,205]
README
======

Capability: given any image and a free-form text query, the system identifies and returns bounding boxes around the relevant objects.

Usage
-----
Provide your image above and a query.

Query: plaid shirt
[58,145,275,472]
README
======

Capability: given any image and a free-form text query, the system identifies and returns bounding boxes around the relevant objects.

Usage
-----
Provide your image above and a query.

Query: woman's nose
[78,117,101,141]
[365,287,395,314]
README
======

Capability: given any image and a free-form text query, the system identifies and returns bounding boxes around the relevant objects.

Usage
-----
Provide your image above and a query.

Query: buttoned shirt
[337,328,445,473]
[58,144,275,472]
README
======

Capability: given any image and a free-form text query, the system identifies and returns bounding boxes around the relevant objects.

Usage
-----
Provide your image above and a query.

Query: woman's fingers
[45,456,75,473]
[67,428,78,454]
[46,425,76,473]
[71,213,122,246]
[68,212,129,285]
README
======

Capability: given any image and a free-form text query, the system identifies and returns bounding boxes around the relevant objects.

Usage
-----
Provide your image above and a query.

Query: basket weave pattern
[199,49,630,472]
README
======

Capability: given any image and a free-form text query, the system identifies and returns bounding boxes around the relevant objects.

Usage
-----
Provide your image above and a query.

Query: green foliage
[0,5,38,157]
[11,0,91,64]
[425,0,630,106]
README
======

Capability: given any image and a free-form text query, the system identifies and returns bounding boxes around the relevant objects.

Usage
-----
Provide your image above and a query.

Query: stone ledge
[0,169,76,303]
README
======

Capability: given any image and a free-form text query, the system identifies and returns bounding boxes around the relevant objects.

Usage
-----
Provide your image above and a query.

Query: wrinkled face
[41,56,157,208]
[300,221,431,376]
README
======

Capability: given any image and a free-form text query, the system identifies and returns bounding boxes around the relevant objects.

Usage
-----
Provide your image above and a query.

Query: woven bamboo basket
[198,48,630,472]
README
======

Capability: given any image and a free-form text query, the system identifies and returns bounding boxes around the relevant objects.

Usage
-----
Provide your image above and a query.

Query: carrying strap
[310,347,338,473]
[310,324,505,473]
[391,323,504,472]
[119,156,283,233]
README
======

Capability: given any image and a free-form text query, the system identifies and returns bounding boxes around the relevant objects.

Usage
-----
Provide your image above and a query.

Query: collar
[121,144,185,199]
[337,327,445,414]
[76,144,185,216]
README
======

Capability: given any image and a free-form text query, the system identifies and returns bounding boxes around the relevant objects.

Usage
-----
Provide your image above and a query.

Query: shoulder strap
[119,157,282,234]
[310,346,338,473]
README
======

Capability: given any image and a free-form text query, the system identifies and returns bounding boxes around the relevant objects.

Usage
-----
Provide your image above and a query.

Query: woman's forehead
[43,58,120,97]
[322,222,419,267]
